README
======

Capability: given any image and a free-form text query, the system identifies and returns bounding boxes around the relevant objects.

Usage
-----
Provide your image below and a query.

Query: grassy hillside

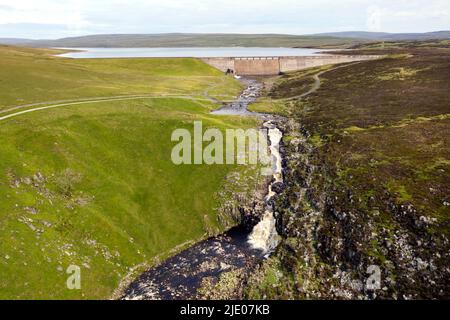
[0,45,241,111]
[245,43,450,299]
[0,46,258,299]
[312,31,450,41]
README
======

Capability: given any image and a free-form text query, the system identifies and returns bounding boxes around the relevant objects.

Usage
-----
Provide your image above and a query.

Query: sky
[0,0,449,39]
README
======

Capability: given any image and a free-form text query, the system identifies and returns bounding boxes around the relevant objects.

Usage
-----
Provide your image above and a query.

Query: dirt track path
[0,95,218,122]
[282,61,363,101]
[0,62,365,122]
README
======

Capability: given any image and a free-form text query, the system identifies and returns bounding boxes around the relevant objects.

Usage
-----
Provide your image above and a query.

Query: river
[122,78,283,300]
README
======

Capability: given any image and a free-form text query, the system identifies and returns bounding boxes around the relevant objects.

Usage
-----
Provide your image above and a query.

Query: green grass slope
[0,45,241,111]
[0,46,257,299]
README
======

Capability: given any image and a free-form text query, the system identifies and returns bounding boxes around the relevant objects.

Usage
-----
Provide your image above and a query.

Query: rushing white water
[247,210,279,254]
[208,79,283,256]
[247,121,283,255]
[265,124,283,200]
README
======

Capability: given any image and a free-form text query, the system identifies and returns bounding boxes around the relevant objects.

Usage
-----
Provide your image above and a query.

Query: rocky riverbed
[121,78,285,300]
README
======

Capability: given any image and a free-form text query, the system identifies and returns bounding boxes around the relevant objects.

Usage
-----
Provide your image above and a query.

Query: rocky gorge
[242,118,450,299]
[121,78,287,300]
[122,44,450,300]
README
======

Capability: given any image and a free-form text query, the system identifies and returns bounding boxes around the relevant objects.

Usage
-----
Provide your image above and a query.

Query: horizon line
[1,30,449,41]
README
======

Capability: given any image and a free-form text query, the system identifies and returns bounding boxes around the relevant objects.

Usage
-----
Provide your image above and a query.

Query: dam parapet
[202,55,380,76]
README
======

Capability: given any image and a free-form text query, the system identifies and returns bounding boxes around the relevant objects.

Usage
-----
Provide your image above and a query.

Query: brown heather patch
[245,43,450,299]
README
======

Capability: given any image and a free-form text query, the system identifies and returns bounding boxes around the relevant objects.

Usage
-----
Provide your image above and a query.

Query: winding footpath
[0,95,221,122]
[0,61,362,122]
[282,61,363,101]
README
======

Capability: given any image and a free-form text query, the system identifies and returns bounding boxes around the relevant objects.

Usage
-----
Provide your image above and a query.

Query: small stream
[122,78,283,300]
[211,79,264,116]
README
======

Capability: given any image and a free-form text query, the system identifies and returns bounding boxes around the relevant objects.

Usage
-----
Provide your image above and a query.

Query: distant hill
[0,38,35,45]
[311,31,450,41]
[0,31,449,48]
[0,34,361,48]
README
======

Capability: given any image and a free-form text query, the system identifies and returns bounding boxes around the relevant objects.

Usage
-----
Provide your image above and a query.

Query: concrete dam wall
[202,55,378,76]
[234,57,280,76]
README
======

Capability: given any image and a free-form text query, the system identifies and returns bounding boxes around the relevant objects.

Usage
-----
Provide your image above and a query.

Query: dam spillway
[202,55,379,76]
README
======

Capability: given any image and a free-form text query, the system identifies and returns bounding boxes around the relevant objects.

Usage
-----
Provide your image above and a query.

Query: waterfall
[248,121,282,255]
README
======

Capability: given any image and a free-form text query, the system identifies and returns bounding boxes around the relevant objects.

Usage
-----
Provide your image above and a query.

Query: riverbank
[121,78,286,300]
[243,44,450,299]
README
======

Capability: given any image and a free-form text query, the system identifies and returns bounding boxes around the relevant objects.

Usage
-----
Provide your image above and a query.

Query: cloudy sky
[0,0,449,39]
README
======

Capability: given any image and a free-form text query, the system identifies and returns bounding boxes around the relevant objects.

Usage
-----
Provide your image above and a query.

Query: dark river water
[122,226,263,300]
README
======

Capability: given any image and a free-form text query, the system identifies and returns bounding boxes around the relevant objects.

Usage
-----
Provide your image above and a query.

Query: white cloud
[0,0,91,28]
[0,0,449,38]
[367,5,382,32]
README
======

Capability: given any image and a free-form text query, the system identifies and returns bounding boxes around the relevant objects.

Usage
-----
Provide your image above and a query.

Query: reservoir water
[57,47,330,59]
